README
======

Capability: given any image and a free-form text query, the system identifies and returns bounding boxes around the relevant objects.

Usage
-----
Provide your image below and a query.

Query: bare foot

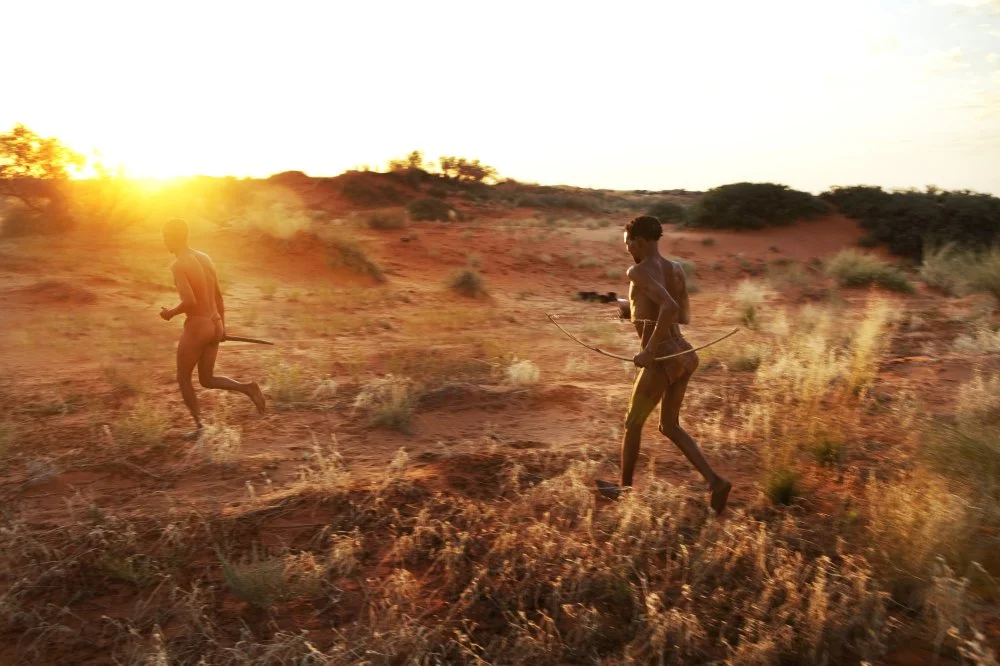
[710,479,732,516]
[182,425,203,441]
[248,382,266,414]
[596,479,630,500]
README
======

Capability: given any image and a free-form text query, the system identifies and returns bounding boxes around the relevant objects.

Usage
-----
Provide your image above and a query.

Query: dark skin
[600,229,731,514]
[161,230,265,433]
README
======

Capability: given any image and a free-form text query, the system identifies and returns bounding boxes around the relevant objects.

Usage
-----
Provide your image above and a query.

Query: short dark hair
[162,218,188,244]
[625,215,662,241]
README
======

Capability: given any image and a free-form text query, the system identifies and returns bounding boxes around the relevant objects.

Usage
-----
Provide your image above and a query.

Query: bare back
[628,256,690,346]
[171,250,220,320]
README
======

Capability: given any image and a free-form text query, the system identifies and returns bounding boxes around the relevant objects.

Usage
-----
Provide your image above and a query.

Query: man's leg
[599,366,667,499]
[658,372,731,514]
[177,331,204,430]
[197,342,266,414]
[621,368,667,488]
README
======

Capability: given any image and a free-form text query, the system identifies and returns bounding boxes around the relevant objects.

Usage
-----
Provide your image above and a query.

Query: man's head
[623,215,663,262]
[162,218,189,254]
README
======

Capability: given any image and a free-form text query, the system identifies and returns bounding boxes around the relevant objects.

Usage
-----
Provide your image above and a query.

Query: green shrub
[406,197,453,221]
[825,250,913,293]
[646,200,686,223]
[766,468,800,505]
[821,185,1000,261]
[686,182,831,230]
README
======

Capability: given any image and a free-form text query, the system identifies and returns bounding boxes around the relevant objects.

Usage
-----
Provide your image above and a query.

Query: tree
[438,156,498,183]
[387,150,428,172]
[0,124,84,213]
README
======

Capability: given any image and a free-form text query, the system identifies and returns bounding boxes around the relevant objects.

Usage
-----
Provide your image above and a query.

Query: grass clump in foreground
[825,249,913,293]
[1,432,994,664]
[449,269,487,298]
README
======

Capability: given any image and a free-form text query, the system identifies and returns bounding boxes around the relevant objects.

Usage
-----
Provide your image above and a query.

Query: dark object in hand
[577,291,618,303]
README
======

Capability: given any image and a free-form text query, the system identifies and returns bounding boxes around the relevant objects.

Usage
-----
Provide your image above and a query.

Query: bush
[646,200,686,223]
[825,250,913,293]
[341,176,408,207]
[366,210,407,230]
[449,270,487,298]
[821,185,1000,261]
[968,247,1000,302]
[766,467,800,505]
[686,182,831,229]
[919,244,966,295]
[406,197,453,222]
[326,237,384,281]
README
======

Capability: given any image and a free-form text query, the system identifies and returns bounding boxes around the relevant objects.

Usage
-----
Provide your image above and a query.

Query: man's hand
[633,349,656,368]
[160,307,174,321]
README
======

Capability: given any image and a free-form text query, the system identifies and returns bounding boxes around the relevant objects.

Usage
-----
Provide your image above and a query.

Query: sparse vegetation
[3,164,998,665]
[825,249,913,292]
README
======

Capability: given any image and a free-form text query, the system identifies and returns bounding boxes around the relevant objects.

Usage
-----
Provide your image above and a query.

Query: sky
[3,0,999,194]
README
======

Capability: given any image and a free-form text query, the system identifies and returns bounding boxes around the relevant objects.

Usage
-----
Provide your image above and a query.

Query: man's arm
[676,263,691,325]
[214,280,226,327]
[627,266,679,364]
[161,264,198,320]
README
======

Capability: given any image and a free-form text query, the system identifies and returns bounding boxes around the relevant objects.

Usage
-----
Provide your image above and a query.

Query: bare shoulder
[625,264,641,281]
[192,249,215,267]
[664,257,685,282]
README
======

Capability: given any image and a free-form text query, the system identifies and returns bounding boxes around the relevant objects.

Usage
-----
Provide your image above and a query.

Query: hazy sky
[3,0,999,193]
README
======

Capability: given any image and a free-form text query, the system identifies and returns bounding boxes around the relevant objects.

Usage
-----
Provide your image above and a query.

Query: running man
[159,219,265,435]
[597,215,731,514]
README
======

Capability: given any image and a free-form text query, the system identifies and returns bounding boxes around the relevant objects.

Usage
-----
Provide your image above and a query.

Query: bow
[546,314,739,362]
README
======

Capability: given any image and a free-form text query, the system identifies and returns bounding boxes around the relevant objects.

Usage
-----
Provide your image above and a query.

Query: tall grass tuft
[825,249,913,293]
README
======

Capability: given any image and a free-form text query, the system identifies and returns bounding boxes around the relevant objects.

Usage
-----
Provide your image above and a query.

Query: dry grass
[825,249,914,293]
[504,359,540,386]
[742,300,895,499]
[449,269,488,298]
[265,361,310,406]
[922,244,1000,302]
[734,279,769,329]
[326,236,385,281]
[953,324,1000,354]
[188,423,242,465]
[115,398,169,447]
[352,375,416,432]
